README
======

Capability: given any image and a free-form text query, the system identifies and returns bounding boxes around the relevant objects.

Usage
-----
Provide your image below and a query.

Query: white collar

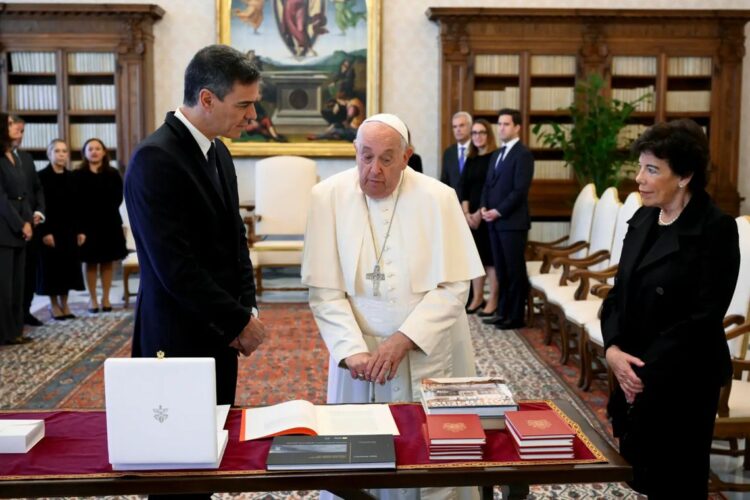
[458,140,471,150]
[174,107,213,159]
[500,137,520,153]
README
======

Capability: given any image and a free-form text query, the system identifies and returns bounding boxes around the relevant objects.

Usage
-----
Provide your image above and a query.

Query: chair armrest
[591,284,613,300]
[567,265,618,300]
[725,321,750,342]
[527,236,569,259]
[723,314,746,329]
[550,250,611,285]
[539,242,590,274]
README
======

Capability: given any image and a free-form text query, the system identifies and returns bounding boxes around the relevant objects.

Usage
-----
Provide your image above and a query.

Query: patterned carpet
[1,301,643,499]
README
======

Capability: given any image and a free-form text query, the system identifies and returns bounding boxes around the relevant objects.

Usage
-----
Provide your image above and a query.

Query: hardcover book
[266,434,396,471]
[504,410,575,441]
[425,414,486,445]
[241,400,399,441]
[420,377,518,417]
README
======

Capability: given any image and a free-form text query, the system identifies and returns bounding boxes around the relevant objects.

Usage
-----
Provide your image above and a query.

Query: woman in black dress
[36,139,85,319]
[460,118,498,316]
[0,112,33,344]
[73,138,127,313]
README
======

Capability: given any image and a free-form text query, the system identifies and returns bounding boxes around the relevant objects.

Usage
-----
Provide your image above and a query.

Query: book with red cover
[506,419,573,448]
[425,414,486,445]
[504,410,574,441]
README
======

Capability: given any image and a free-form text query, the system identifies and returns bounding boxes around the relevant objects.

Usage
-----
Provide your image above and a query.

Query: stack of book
[504,410,575,460]
[420,377,518,429]
[425,414,485,461]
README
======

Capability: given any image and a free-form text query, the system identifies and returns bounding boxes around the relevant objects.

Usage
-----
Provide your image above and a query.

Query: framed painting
[217,0,381,157]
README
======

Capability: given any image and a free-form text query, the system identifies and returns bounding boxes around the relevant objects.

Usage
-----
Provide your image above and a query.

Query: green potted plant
[531,73,651,195]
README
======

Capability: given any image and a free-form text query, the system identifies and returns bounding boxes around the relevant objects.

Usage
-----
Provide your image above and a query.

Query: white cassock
[302,167,484,500]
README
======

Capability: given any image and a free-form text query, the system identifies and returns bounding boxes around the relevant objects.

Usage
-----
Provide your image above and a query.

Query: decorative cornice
[426,8,750,23]
[0,3,164,19]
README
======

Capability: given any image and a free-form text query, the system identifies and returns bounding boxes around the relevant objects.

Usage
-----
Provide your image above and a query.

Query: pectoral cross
[366,264,386,297]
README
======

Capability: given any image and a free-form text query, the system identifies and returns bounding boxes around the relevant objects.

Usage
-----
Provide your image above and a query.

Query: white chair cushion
[253,240,304,251]
[123,253,139,266]
[584,320,604,347]
[564,299,603,326]
[545,285,600,308]
[529,272,564,293]
[724,380,750,419]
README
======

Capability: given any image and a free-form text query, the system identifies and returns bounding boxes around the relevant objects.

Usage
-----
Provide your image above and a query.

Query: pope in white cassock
[302,113,484,406]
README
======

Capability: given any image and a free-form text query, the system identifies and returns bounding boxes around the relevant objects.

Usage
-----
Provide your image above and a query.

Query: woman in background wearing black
[460,118,498,316]
[37,139,85,320]
[0,112,33,344]
[73,138,127,313]
[602,119,740,498]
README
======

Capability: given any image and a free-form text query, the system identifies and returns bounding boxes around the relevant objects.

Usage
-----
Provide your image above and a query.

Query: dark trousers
[23,235,39,315]
[216,348,239,406]
[488,226,528,324]
[0,245,26,343]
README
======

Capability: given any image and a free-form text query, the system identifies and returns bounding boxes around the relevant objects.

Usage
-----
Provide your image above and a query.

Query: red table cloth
[0,400,605,480]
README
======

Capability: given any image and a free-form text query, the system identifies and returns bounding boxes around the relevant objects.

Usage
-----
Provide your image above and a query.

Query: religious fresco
[218,0,380,157]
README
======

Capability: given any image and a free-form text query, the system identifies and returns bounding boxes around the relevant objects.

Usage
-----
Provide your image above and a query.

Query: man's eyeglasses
[471,130,488,136]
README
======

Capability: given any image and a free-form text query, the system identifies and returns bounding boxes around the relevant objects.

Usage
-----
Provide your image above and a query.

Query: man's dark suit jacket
[0,155,32,247]
[480,142,534,230]
[125,112,257,405]
[16,150,45,218]
[440,143,462,195]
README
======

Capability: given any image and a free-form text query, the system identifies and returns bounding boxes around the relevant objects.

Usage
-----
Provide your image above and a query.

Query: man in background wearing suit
[125,45,265,410]
[440,111,472,196]
[10,115,45,327]
[480,108,534,330]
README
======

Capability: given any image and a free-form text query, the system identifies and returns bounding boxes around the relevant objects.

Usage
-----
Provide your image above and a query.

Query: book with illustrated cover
[266,434,396,471]
[240,400,399,441]
[420,377,518,417]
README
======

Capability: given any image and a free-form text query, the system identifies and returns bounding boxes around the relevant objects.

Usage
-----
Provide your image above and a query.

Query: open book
[240,400,400,441]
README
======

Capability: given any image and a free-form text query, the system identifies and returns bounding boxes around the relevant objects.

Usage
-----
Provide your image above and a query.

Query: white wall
[9,0,750,213]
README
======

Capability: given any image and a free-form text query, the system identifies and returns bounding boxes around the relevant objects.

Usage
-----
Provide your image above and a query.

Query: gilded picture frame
[217,0,381,157]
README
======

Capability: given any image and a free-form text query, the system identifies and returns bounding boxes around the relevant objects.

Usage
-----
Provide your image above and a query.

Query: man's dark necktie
[206,142,225,204]
[494,146,507,171]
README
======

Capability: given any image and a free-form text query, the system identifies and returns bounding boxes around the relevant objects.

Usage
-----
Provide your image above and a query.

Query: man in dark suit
[480,108,534,329]
[440,111,472,196]
[125,45,265,408]
[10,116,46,326]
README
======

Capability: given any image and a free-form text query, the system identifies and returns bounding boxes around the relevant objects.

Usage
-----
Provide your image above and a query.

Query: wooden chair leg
[558,309,570,365]
[123,267,131,307]
[542,300,555,345]
[255,266,263,296]
[577,326,588,388]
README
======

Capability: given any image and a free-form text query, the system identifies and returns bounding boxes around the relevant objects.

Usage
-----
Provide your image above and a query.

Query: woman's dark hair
[631,119,709,192]
[0,112,12,152]
[77,138,112,172]
[183,44,261,106]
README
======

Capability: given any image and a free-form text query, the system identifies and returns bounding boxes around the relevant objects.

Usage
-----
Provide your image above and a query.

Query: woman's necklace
[658,208,681,226]
[363,174,403,297]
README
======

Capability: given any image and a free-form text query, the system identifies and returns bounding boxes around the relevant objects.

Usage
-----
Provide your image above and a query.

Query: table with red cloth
[0,400,631,500]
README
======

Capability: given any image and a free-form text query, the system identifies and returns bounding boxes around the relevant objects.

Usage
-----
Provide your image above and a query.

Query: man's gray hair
[452,111,473,125]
